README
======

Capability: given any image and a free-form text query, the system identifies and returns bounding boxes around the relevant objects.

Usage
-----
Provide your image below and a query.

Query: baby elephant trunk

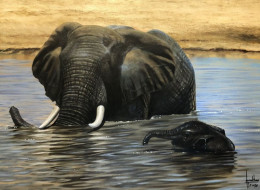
[143,130,174,145]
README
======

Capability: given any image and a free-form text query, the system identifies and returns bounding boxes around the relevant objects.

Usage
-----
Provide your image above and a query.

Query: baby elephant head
[143,121,235,153]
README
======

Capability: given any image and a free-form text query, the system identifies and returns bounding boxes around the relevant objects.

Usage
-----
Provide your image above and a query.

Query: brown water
[0,56,260,189]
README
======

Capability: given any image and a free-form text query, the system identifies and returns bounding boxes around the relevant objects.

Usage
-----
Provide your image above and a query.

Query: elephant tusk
[39,105,60,129]
[88,105,105,129]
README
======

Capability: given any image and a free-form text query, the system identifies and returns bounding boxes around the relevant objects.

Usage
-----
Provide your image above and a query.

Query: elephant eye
[184,132,190,139]
[183,130,196,139]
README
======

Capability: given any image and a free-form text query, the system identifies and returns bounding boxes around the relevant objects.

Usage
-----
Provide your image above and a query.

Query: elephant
[143,121,235,152]
[9,22,196,131]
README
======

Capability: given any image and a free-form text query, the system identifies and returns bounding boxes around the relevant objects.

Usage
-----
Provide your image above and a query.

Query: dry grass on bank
[1,0,260,52]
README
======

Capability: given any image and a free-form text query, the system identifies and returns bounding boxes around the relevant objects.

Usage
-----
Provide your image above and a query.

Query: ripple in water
[0,56,260,189]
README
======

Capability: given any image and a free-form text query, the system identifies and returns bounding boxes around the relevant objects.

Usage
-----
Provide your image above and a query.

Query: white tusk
[88,105,105,128]
[39,105,60,129]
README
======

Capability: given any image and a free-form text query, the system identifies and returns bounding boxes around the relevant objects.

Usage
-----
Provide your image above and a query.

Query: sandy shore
[1,0,259,55]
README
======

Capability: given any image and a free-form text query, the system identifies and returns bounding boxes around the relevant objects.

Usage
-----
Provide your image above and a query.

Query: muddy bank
[1,0,259,54]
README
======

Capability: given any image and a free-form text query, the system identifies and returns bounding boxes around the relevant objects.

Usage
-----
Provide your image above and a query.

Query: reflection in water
[0,56,260,189]
[5,125,236,189]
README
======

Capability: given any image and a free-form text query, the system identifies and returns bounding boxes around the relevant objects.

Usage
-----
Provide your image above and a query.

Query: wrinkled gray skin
[10,22,195,129]
[143,121,235,153]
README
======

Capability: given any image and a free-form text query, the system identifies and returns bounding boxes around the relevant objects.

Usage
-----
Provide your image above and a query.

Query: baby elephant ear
[32,22,81,102]
[121,47,175,102]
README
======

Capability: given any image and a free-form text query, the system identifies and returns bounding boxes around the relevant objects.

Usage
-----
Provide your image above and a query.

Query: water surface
[0,55,260,189]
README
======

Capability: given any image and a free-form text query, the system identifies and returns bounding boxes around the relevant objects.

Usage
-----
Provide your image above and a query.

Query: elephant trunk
[54,41,106,126]
[143,130,175,145]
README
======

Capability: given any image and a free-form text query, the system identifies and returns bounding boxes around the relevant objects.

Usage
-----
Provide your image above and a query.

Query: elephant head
[143,121,235,153]
[31,22,116,129]
[10,22,184,130]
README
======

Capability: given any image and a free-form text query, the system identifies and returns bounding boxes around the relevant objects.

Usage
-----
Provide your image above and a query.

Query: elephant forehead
[69,25,124,46]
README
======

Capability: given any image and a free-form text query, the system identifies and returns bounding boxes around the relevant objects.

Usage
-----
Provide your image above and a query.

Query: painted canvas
[0,1,260,189]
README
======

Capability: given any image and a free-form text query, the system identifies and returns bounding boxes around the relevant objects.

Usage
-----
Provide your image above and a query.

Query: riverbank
[1,0,259,56]
[1,48,260,62]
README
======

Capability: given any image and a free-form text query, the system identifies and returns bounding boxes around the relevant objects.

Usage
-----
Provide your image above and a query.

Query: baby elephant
[143,121,235,153]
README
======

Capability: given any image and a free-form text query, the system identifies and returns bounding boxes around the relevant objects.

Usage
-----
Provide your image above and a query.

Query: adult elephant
[10,22,196,130]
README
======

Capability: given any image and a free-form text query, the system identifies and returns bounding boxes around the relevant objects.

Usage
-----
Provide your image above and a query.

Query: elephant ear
[121,48,175,102]
[120,30,176,102]
[32,22,81,102]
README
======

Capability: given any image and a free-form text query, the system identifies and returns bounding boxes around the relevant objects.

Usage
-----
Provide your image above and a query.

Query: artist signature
[246,170,259,189]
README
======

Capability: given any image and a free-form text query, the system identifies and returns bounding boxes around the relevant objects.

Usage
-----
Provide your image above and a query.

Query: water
[0,55,260,189]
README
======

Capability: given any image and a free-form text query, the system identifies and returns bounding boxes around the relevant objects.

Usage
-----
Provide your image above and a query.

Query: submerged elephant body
[11,22,196,129]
